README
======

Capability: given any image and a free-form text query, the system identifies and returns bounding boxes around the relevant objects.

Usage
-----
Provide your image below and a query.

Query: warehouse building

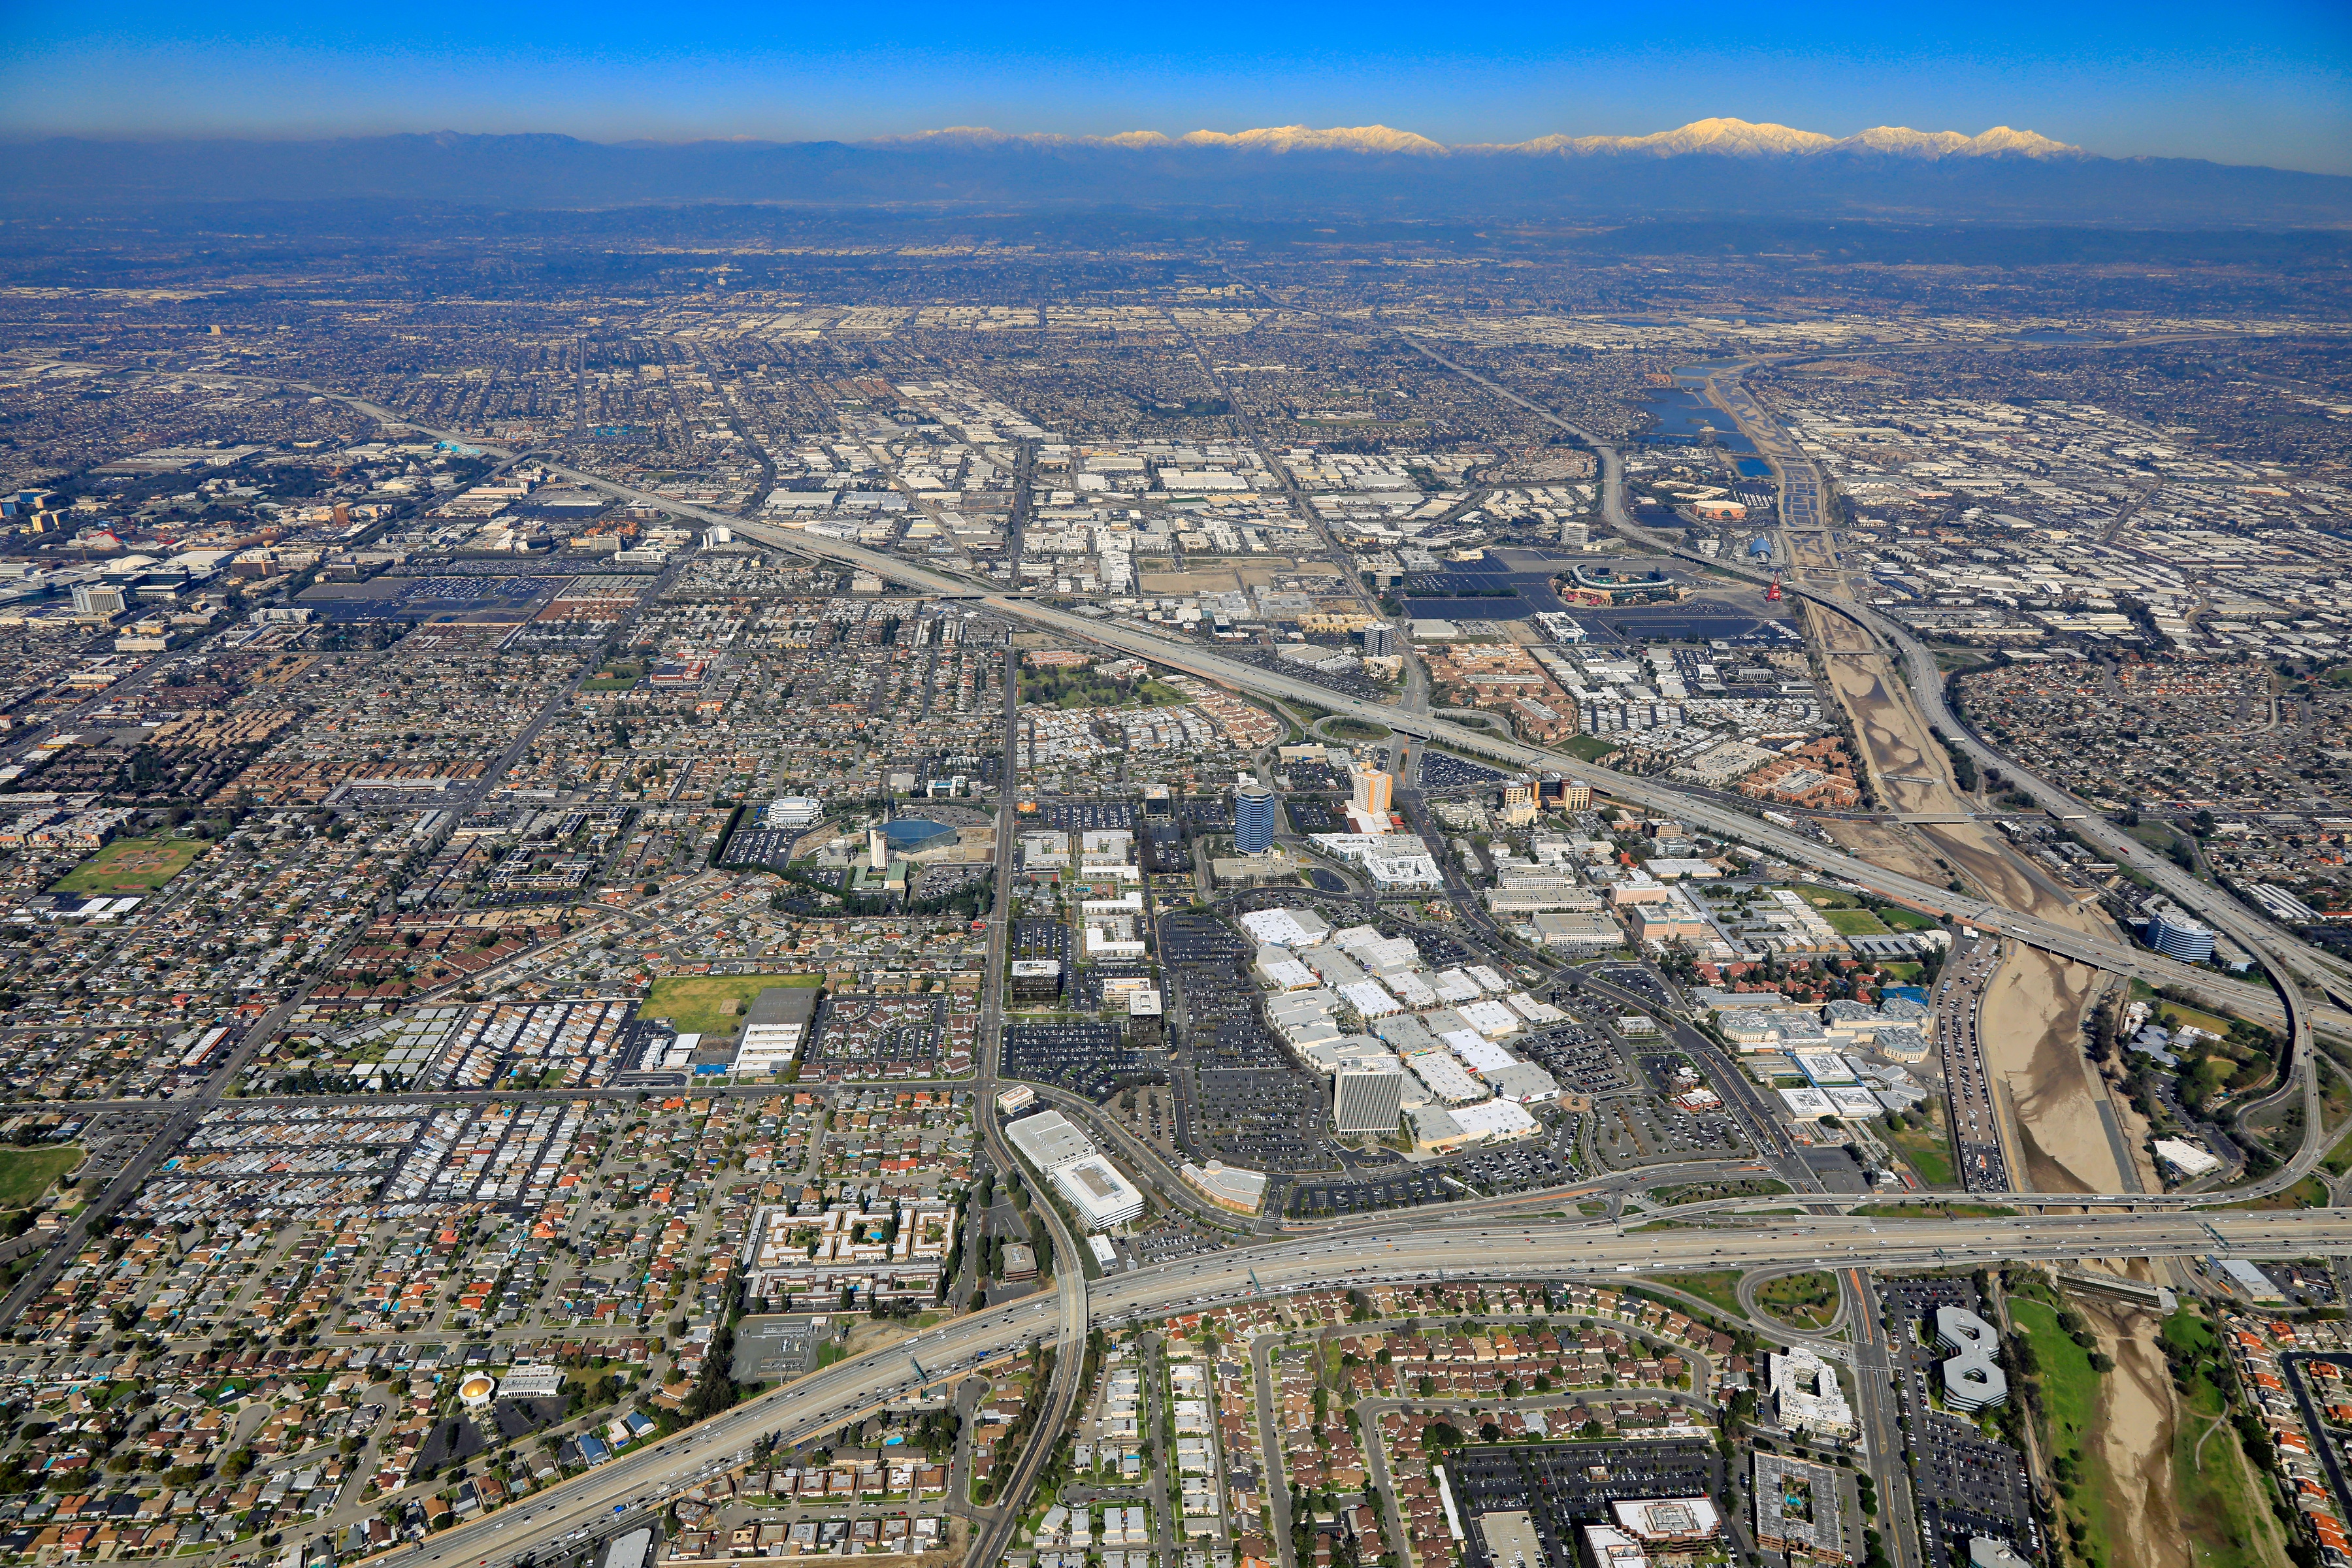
[733,985,821,1075]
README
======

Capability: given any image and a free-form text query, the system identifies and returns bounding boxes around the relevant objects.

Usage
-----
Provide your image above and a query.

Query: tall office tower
[1349,764,1394,817]
[1233,781,1278,855]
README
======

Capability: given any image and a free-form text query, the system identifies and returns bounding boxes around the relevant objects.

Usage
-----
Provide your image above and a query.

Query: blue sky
[3,0,2348,174]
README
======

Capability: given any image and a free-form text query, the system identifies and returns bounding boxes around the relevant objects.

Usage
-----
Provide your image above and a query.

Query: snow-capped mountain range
[881,118,2084,159]
[12,118,2346,225]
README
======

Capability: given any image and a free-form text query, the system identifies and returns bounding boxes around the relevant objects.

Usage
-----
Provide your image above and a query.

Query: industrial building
[764,796,823,828]
[732,985,821,1075]
[1004,1109,1146,1231]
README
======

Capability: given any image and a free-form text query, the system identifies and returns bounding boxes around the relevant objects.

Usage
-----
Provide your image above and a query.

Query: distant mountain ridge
[5,119,2345,225]
[881,117,2085,160]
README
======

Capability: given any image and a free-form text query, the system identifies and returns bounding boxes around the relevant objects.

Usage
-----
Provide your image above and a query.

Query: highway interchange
[242,359,2352,1568]
[401,1208,2352,1568]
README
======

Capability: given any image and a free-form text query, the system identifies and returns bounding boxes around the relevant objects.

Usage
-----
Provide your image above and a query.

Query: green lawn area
[2165,1309,2294,1568]
[1886,1104,1959,1188]
[639,973,822,1037]
[2010,1298,2117,1568]
[1754,1270,1839,1329]
[1852,1201,2017,1218]
[0,1145,81,1209]
[1651,1270,1745,1320]
[1322,717,1392,742]
[2219,1174,2328,1211]
[1791,883,1863,909]
[2323,1121,2352,1177]
[1556,735,1619,762]
[2151,999,2236,1038]
[1877,905,1942,931]
[583,658,645,691]
[1821,907,1892,936]
[50,836,206,895]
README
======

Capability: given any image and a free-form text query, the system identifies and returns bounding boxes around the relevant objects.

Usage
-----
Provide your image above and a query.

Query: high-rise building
[2145,910,2215,962]
[1349,765,1394,818]
[1360,623,1398,657]
[1233,782,1278,855]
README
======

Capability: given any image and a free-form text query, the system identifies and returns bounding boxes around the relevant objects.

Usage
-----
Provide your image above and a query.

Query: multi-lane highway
[266,378,2342,1204]
[260,375,2339,1041]
[241,368,2352,1567]
[400,1206,2352,1568]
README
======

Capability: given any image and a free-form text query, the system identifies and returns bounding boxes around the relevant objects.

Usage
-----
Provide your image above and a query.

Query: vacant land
[51,836,206,895]
[2219,1174,2327,1211]
[1886,1103,1959,1188]
[2163,1310,2294,1568]
[0,1145,81,1209]
[1754,1270,1839,1329]
[1654,1177,1791,1205]
[640,973,822,1037]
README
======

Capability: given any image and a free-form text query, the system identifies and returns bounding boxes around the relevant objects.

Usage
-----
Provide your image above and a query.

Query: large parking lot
[1455,1140,1582,1195]
[1003,1021,1154,1101]
[1449,1438,1722,1568]
[1518,1022,1635,1096]
[1288,1168,1457,1217]
[1037,800,1137,830]
[1416,751,1510,792]
[1190,1067,1333,1169]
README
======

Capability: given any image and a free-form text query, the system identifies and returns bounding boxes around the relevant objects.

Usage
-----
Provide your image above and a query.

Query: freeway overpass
[282,376,2306,1024]
[279,379,2342,1196]
[400,1207,2352,1568]
[537,455,2272,1004]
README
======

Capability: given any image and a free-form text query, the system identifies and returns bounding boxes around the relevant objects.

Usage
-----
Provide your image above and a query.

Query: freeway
[277,378,2307,1021]
[568,466,2265,997]
[270,378,2352,1190]
[402,1206,2352,1568]
[1600,360,2332,1192]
